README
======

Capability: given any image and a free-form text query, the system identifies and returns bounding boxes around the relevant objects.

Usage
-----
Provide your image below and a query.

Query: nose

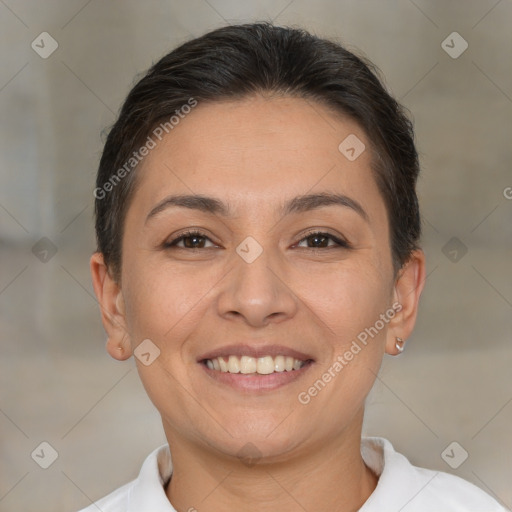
[216,243,298,328]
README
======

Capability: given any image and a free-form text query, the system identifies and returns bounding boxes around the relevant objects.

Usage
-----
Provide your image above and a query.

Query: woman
[83,22,505,511]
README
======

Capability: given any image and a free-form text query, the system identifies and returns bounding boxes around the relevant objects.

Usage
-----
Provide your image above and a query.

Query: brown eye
[297,231,350,249]
[165,231,215,249]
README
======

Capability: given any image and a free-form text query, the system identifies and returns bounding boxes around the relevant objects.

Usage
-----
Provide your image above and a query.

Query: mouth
[196,344,315,392]
[200,354,314,374]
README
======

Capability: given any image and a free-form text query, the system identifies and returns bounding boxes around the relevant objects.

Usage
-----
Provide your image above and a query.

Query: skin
[90,94,426,512]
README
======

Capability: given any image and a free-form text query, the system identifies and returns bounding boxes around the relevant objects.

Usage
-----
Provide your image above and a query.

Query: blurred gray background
[0,1,511,510]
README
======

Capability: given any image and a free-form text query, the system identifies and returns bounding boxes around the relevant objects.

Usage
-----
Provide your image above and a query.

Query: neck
[164,412,378,512]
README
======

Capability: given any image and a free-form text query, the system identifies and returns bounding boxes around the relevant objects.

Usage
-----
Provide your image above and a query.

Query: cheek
[304,265,390,384]
[309,270,390,406]
[299,260,391,337]
[298,266,389,411]
[122,261,198,335]
[121,263,208,414]
[121,259,227,375]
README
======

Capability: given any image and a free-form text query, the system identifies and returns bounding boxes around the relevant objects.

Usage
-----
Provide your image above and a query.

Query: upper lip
[197,344,315,363]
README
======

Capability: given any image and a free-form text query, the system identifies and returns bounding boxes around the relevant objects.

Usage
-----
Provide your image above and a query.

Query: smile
[202,355,312,374]
[199,357,314,392]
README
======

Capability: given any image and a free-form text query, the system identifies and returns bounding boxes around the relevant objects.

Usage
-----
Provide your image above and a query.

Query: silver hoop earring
[395,337,405,353]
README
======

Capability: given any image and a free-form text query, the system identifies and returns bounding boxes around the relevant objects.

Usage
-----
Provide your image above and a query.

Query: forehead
[130,94,385,221]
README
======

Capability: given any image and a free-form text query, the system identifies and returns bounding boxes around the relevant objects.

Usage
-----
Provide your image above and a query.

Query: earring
[395,337,405,353]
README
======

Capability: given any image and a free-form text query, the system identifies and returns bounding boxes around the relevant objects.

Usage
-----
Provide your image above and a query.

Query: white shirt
[77,437,506,511]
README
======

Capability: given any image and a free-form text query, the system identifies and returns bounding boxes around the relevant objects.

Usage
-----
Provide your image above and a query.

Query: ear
[90,252,132,361]
[385,249,426,356]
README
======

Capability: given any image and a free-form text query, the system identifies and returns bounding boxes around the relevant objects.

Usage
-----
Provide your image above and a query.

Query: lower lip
[199,361,314,392]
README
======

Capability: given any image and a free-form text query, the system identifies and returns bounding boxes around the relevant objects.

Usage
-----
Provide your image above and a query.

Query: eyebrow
[145,192,369,225]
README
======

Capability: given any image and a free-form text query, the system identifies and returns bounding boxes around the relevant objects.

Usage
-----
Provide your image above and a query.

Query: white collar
[126,436,391,511]
[123,436,505,511]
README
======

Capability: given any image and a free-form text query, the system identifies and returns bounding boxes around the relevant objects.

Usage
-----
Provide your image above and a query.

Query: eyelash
[164,229,351,250]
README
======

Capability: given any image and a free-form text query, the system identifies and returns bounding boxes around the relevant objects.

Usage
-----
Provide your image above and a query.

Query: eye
[296,231,350,249]
[163,229,351,251]
[164,230,216,249]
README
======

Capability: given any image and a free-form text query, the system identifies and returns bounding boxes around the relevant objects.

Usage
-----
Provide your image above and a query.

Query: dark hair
[94,22,421,283]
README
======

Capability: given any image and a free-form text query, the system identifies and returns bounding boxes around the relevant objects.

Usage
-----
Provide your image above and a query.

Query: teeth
[204,354,309,374]
[240,356,256,374]
[228,355,240,373]
[218,357,229,372]
[257,356,274,375]
[274,355,285,372]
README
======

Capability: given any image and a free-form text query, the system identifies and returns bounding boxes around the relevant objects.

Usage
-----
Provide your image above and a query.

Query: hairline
[107,91,402,285]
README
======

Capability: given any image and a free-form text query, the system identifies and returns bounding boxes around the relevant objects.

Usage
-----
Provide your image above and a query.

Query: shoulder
[417,469,505,509]
[360,437,507,512]
[76,480,133,512]
[75,444,173,512]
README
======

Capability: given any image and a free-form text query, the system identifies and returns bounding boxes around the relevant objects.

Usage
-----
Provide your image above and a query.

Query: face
[92,94,425,463]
